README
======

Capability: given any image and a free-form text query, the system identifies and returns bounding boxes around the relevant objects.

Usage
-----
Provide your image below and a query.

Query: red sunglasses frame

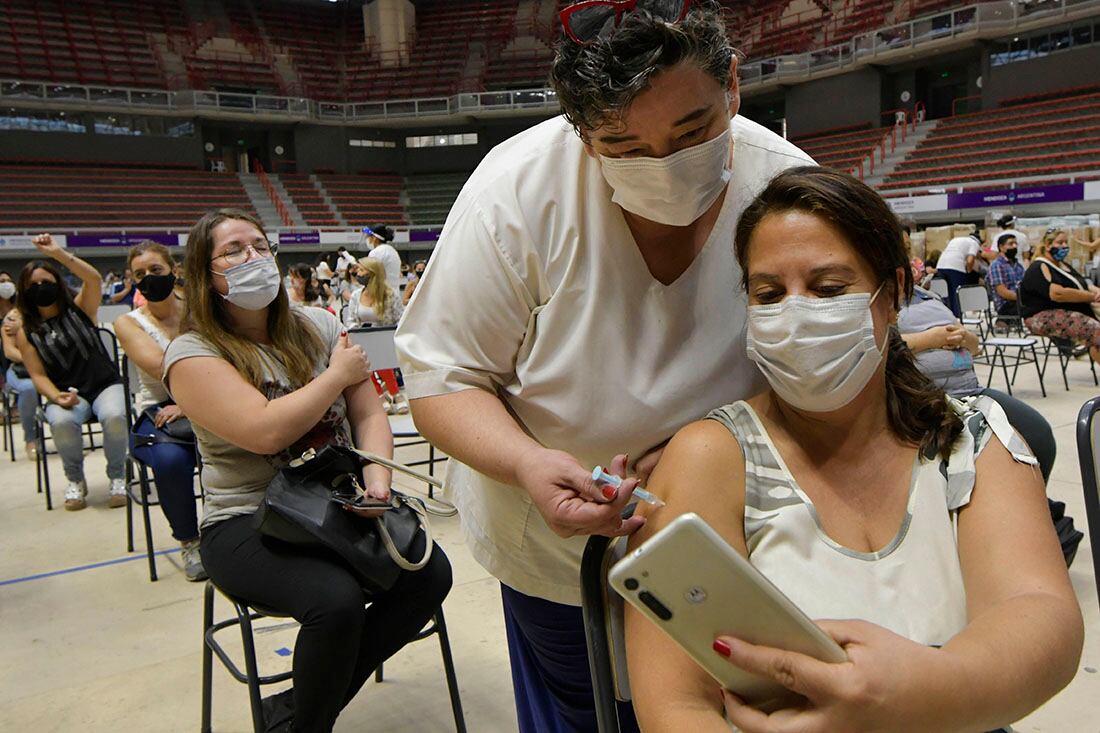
[559,0,692,46]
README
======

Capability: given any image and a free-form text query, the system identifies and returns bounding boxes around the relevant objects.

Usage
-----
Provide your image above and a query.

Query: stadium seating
[403,173,470,227]
[881,90,1100,191]
[314,172,406,228]
[0,162,255,229]
[280,175,343,228]
[793,124,892,177]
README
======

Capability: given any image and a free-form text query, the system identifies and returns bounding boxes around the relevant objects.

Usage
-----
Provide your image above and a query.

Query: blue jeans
[5,366,39,443]
[44,382,128,483]
[131,411,200,542]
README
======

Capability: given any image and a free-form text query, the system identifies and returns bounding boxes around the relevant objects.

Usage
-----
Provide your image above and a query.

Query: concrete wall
[0,127,204,167]
[982,44,1100,107]
[783,67,884,138]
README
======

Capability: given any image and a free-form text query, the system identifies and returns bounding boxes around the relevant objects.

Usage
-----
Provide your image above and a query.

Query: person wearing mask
[1020,228,1100,365]
[345,258,407,415]
[362,225,402,291]
[402,260,428,306]
[625,167,1081,732]
[899,287,982,397]
[998,214,1032,264]
[988,233,1025,323]
[395,3,813,728]
[0,272,39,459]
[935,232,982,317]
[109,268,136,307]
[287,263,326,307]
[164,209,451,733]
[114,241,205,581]
[15,235,128,510]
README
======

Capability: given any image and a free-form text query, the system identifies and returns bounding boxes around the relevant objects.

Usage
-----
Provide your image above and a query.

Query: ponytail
[883,326,963,461]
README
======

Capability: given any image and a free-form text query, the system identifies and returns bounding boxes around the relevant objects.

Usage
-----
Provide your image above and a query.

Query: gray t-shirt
[163,306,349,530]
[898,287,982,398]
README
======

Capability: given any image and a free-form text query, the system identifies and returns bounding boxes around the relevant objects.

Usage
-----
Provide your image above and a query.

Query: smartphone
[329,493,393,511]
[608,512,847,711]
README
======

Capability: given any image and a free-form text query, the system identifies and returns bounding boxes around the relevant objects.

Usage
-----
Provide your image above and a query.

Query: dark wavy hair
[550,1,735,136]
[734,166,963,460]
[17,259,77,337]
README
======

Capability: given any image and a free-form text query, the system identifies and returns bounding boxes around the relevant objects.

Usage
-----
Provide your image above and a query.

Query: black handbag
[252,444,435,594]
[11,363,29,379]
[135,406,196,447]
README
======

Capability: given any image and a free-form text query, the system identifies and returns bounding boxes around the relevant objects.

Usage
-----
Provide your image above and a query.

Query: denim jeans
[44,382,128,482]
[5,366,39,444]
[130,411,199,541]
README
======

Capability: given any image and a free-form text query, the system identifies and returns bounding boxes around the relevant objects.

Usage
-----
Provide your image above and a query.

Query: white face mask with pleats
[746,284,888,412]
[598,128,733,227]
[215,256,282,311]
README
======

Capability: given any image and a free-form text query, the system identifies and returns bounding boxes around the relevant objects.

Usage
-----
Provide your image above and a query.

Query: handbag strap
[352,448,457,518]
[374,495,433,571]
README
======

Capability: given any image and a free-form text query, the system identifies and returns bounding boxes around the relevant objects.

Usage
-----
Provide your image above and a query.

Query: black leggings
[200,514,452,733]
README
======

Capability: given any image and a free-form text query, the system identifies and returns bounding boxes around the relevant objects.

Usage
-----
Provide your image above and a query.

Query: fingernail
[713,639,732,658]
[601,485,617,500]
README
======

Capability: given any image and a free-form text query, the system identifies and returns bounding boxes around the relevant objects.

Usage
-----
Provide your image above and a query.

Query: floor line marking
[0,549,180,587]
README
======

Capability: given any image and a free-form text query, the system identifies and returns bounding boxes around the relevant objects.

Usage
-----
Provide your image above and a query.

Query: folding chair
[1018,287,1098,391]
[1074,397,1100,613]
[36,327,119,509]
[97,303,133,326]
[928,278,949,300]
[581,534,635,733]
[201,582,466,733]
[2,382,17,462]
[983,279,1025,337]
[956,285,989,339]
[956,287,1045,397]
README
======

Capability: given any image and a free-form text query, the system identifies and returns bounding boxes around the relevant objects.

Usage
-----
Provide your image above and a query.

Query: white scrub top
[368,243,403,291]
[938,236,981,272]
[395,115,813,605]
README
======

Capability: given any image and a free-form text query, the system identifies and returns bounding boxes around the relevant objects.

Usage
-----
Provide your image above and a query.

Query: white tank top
[122,309,172,411]
[705,395,1036,647]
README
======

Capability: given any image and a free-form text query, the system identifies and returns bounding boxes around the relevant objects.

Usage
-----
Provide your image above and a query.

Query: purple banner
[948,182,1084,210]
[409,229,442,242]
[66,232,181,248]
[276,230,321,245]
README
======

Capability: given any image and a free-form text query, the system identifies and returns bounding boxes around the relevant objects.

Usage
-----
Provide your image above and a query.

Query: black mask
[356,275,370,286]
[26,281,60,307]
[1004,248,1018,261]
[135,273,177,302]
[415,268,425,276]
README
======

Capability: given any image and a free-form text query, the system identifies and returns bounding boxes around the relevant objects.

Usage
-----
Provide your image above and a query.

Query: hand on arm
[167,332,372,455]
[344,374,394,518]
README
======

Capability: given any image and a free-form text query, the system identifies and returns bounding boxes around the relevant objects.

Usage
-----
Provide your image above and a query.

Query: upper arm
[114,316,164,379]
[395,205,538,397]
[166,355,274,453]
[76,279,102,321]
[14,328,49,383]
[625,420,748,728]
[956,438,1077,621]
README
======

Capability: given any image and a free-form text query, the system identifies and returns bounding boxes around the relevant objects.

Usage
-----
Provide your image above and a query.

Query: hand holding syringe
[592,466,666,507]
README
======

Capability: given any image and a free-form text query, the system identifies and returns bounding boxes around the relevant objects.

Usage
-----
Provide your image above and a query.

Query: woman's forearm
[901,331,938,354]
[938,593,1082,731]
[53,249,102,289]
[347,381,393,488]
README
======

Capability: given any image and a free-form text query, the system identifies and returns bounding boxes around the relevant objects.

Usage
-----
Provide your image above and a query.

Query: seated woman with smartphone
[624,168,1082,732]
[164,209,451,733]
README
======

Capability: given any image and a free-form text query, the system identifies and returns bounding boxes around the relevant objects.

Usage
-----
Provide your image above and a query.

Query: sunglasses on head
[560,0,692,45]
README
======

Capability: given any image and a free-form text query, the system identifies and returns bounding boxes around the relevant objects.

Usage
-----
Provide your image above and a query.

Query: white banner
[1084,180,1100,202]
[887,194,949,214]
[0,234,67,249]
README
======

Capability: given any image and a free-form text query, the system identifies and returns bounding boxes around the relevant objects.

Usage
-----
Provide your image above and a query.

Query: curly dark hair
[550,1,735,137]
[734,166,964,461]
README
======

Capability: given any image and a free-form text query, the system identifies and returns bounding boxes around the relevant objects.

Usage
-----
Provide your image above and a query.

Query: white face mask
[0,282,15,299]
[746,284,887,412]
[598,127,733,227]
[215,256,282,311]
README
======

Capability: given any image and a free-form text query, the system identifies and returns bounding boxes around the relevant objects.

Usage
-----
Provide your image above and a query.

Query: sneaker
[24,442,37,461]
[391,393,410,415]
[261,687,294,733]
[382,395,396,415]
[108,478,127,508]
[64,480,88,511]
[180,539,208,582]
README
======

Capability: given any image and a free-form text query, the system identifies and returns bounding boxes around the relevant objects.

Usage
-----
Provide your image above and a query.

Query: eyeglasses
[560,0,691,45]
[211,239,277,267]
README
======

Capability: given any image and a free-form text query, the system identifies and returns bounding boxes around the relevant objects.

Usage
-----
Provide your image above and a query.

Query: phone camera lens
[638,591,673,621]
[624,578,639,591]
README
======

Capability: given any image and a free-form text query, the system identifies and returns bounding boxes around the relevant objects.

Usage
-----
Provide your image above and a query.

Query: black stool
[201,581,467,732]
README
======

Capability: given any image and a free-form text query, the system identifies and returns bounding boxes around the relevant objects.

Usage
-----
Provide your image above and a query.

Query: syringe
[591,466,666,507]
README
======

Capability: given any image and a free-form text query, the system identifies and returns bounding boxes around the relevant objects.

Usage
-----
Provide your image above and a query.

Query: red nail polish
[602,485,617,500]
[713,639,732,658]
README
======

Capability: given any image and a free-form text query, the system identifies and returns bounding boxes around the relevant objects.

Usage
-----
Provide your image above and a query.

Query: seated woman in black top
[1019,228,1100,365]
[15,234,127,511]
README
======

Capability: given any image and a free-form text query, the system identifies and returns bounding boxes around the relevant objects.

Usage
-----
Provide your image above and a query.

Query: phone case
[609,512,847,710]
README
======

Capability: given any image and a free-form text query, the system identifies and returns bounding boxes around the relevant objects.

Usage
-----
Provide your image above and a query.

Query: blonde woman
[344,257,407,414]
[1020,227,1100,364]
[164,209,450,733]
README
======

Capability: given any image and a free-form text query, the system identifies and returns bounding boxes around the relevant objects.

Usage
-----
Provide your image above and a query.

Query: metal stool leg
[433,609,467,733]
[236,604,268,733]
[125,461,135,553]
[138,463,157,582]
[375,662,384,683]
[201,583,215,733]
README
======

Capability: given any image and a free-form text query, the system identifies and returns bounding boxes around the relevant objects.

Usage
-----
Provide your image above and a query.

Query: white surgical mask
[598,128,733,227]
[746,284,887,412]
[0,282,15,299]
[215,256,282,311]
